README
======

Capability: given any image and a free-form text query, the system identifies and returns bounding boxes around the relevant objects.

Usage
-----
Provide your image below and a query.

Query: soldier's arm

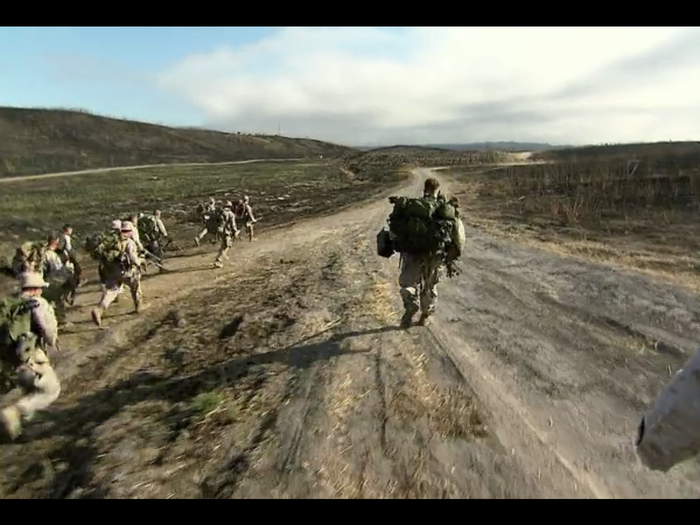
[156,219,168,237]
[636,346,700,471]
[126,241,143,266]
[246,205,256,221]
[30,298,58,347]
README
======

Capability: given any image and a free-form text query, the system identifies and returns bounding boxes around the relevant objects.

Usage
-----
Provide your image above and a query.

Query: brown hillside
[0,107,354,177]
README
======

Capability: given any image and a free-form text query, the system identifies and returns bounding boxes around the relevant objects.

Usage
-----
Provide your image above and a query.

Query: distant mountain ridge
[355,141,572,152]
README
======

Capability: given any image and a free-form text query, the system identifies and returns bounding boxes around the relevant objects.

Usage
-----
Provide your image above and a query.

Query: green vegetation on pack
[0,296,34,379]
[84,231,124,264]
[387,195,457,256]
[138,215,160,244]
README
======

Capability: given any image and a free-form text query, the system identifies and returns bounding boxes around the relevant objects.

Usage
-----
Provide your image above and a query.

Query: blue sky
[1,27,699,146]
[0,27,282,126]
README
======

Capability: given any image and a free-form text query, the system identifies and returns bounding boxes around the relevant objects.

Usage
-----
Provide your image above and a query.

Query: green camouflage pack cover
[138,215,160,243]
[84,231,124,264]
[11,241,46,274]
[387,195,458,255]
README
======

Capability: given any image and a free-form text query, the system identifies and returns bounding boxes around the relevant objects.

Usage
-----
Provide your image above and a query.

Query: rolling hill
[0,107,354,177]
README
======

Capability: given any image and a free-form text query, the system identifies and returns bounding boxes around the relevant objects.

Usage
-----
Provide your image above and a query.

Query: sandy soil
[0,168,699,498]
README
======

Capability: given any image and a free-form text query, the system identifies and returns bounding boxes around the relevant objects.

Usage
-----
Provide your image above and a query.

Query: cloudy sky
[2,26,700,146]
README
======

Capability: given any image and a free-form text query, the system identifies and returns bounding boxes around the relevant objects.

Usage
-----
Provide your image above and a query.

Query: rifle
[141,249,166,271]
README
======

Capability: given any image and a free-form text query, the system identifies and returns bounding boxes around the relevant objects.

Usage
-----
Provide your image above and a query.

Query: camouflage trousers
[99,271,143,310]
[215,232,235,264]
[0,348,61,440]
[398,254,443,316]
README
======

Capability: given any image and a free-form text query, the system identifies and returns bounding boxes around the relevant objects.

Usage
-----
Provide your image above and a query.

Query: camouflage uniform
[98,220,125,303]
[41,245,74,326]
[0,272,62,440]
[636,345,700,472]
[194,198,217,246]
[91,221,145,327]
[397,183,466,327]
[58,227,82,305]
[241,195,257,242]
[214,202,239,268]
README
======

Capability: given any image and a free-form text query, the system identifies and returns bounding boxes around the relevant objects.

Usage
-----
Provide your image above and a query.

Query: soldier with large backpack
[87,221,145,327]
[0,272,62,440]
[377,177,466,328]
[194,197,219,247]
[137,211,167,272]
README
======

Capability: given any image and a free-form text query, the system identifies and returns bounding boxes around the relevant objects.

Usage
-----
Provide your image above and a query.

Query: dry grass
[0,106,353,177]
[448,154,700,292]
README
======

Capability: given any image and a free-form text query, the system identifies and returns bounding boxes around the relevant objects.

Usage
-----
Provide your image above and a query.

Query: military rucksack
[138,215,160,243]
[11,241,46,276]
[84,231,125,265]
[0,296,36,366]
[206,207,225,233]
[386,195,459,256]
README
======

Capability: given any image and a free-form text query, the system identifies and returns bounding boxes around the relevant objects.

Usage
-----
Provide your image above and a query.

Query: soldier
[240,195,258,242]
[194,198,217,247]
[153,210,168,240]
[214,201,239,269]
[394,178,466,327]
[127,214,145,252]
[57,223,83,304]
[90,221,145,328]
[0,272,62,440]
[41,235,75,326]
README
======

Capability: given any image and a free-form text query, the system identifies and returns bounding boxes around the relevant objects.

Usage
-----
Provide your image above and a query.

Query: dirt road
[0,168,699,498]
[0,158,302,183]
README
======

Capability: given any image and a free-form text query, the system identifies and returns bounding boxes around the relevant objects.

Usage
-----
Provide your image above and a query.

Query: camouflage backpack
[387,195,459,256]
[11,241,46,276]
[138,215,160,244]
[0,296,37,391]
[84,230,125,265]
[206,207,225,233]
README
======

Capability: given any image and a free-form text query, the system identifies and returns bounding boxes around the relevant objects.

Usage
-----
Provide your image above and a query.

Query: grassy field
[448,153,700,291]
[0,106,353,177]
[338,145,516,175]
[0,160,404,274]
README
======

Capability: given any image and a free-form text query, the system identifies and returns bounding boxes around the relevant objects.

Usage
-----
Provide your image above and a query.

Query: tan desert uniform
[398,186,466,327]
[241,195,257,242]
[91,221,144,327]
[129,217,145,252]
[153,210,168,239]
[636,345,700,472]
[41,246,74,325]
[195,198,217,245]
[214,202,239,268]
[0,272,62,440]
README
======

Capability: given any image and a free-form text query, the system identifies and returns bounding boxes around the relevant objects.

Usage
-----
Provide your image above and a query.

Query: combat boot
[214,261,223,268]
[0,406,23,440]
[417,312,432,326]
[400,306,419,328]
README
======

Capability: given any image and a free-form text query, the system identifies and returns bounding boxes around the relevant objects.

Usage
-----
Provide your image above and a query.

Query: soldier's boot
[91,307,104,328]
[214,261,224,268]
[417,312,432,326]
[0,406,23,440]
[400,305,419,328]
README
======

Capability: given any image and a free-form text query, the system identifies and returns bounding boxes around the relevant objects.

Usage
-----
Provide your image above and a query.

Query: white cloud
[157,27,700,146]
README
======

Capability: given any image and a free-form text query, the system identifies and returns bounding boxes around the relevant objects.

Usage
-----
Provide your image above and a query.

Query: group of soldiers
[193,195,257,269]
[0,194,258,440]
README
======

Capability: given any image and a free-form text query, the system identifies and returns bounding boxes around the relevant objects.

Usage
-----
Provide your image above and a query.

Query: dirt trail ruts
[0,158,302,183]
[0,168,699,498]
